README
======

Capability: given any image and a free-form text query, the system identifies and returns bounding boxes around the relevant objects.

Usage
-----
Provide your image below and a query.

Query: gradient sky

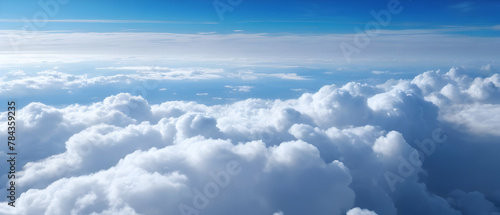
[0,0,499,34]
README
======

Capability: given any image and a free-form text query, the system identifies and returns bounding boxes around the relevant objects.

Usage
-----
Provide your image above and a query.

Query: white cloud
[0,68,499,214]
[372,71,388,75]
[8,70,26,76]
[225,85,254,92]
[0,69,223,94]
[412,68,500,135]
[347,207,378,215]
[481,64,493,72]
[0,19,218,24]
[96,66,171,71]
[449,2,474,12]
[372,131,409,157]
[1,30,499,67]
[267,73,309,80]
[197,32,217,35]
[0,67,311,95]
[229,70,309,81]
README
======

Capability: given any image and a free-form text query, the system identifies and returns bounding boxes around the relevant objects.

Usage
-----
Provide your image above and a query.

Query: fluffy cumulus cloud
[1,68,500,214]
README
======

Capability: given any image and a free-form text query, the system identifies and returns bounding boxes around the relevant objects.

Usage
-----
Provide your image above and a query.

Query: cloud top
[1,68,499,214]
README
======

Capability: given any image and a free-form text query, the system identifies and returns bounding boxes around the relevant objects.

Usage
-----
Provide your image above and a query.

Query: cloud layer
[1,30,499,67]
[1,68,500,214]
[0,69,308,95]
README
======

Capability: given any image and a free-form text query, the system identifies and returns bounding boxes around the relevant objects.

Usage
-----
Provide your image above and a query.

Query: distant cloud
[481,64,493,72]
[225,85,254,92]
[230,70,308,81]
[8,70,25,76]
[347,208,378,215]
[1,30,498,67]
[0,19,218,24]
[96,66,171,71]
[372,71,389,75]
[197,32,217,35]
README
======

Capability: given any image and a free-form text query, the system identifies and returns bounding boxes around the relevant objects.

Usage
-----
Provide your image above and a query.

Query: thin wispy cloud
[2,68,500,214]
[449,1,474,12]
[2,30,499,67]
[0,0,499,214]
[225,85,254,92]
[0,19,219,24]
